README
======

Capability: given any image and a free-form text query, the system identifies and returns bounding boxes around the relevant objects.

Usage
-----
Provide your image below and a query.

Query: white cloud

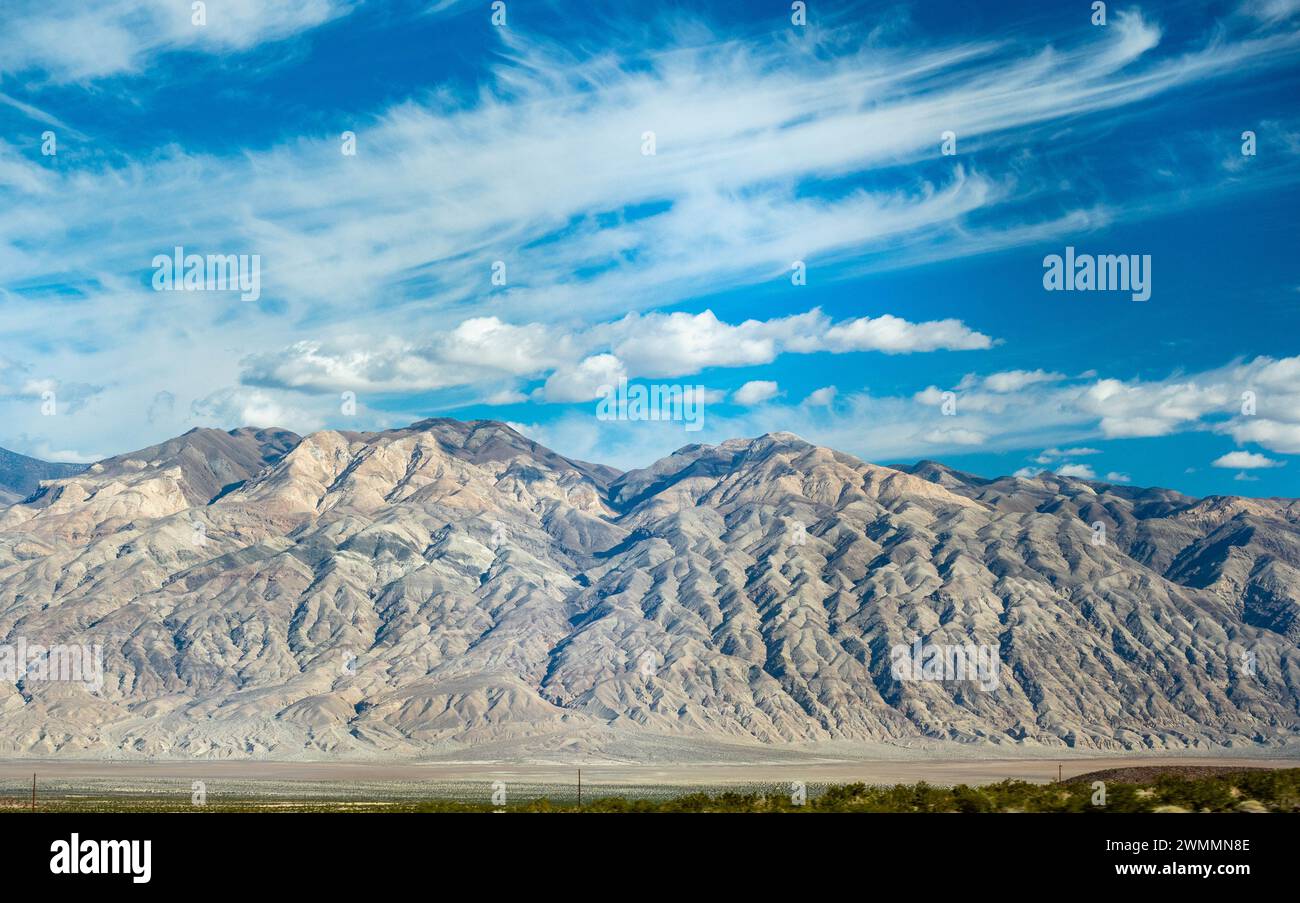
[804,386,837,406]
[24,443,104,464]
[1212,450,1285,469]
[576,353,1300,473]
[1223,418,1300,454]
[609,309,992,376]
[4,7,1286,340]
[241,307,994,398]
[1105,471,1132,483]
[1242,0,1300,24]
[242,318,572,394]
[1055,464,1097,479]
[820,315,993,354]
[922,427,988,446]
[483,389,528,406]
[610,310,791,376]
[1080,378,1232,438]
[439,317,573,375]
[190,387,323,434]
[981,370,1066,393]
[733,381,781,406]
[1034,446,1102,464]
[511,353,1300,475]
[542,354,627,404]
[914,386,947,406]
[0,0,357,82]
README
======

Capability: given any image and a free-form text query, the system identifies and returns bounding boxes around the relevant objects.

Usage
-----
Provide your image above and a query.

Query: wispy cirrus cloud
[0,0,356,82]
[5,5,1298,330]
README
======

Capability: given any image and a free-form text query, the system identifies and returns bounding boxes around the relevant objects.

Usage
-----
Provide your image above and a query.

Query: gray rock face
[0,420,1296,757]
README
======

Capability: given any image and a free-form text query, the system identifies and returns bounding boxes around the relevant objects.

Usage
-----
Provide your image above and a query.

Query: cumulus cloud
[983,355,1300,457]
[703,355,1300,472]
[820,315,993,354]
[1055,464,1098,479]
[608,311,791,376]
[1212,450,1285,469]
[610,309,992,375]
[511,352,1300,475]
[1223,418,1300,454]
[190,387,323,433]
[242,318,573,394]
[732,380,781,406]
[542,354,627,404]
[804,386,838,406]
[240,307,994,400]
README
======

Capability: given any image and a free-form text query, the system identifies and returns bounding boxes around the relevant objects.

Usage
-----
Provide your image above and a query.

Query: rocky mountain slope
[0,420,1297,758]
[0,446,87,506]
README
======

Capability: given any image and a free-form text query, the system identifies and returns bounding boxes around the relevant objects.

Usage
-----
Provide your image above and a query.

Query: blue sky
[1,0,1298,497]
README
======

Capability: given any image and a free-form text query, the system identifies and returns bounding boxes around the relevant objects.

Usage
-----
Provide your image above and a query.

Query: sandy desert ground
[4,742,1299,803]
[4,755,1298,785]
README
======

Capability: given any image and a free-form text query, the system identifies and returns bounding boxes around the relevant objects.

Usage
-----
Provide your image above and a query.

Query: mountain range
[0,419,1297,758]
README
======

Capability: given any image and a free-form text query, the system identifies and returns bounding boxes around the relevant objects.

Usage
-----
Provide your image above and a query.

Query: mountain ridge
[0,418,1297,758]
[0,445,88,506]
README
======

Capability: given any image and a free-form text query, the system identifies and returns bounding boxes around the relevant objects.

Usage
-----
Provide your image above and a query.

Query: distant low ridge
[0,446,88,505]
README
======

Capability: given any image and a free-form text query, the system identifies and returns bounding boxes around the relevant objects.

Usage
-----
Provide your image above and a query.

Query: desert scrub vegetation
[3,769,1297,813]
[570,770,1300,812]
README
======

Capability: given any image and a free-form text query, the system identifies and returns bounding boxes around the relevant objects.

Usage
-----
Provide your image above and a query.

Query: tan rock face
[0,420,1297,758]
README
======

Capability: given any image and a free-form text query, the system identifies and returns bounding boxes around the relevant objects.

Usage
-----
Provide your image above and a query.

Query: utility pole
[1057,764,1062,783]
[577,769,582,809]
[31,773,35,812]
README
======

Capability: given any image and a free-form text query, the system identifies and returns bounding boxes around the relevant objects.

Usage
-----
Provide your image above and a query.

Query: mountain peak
[758,430,808,444]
